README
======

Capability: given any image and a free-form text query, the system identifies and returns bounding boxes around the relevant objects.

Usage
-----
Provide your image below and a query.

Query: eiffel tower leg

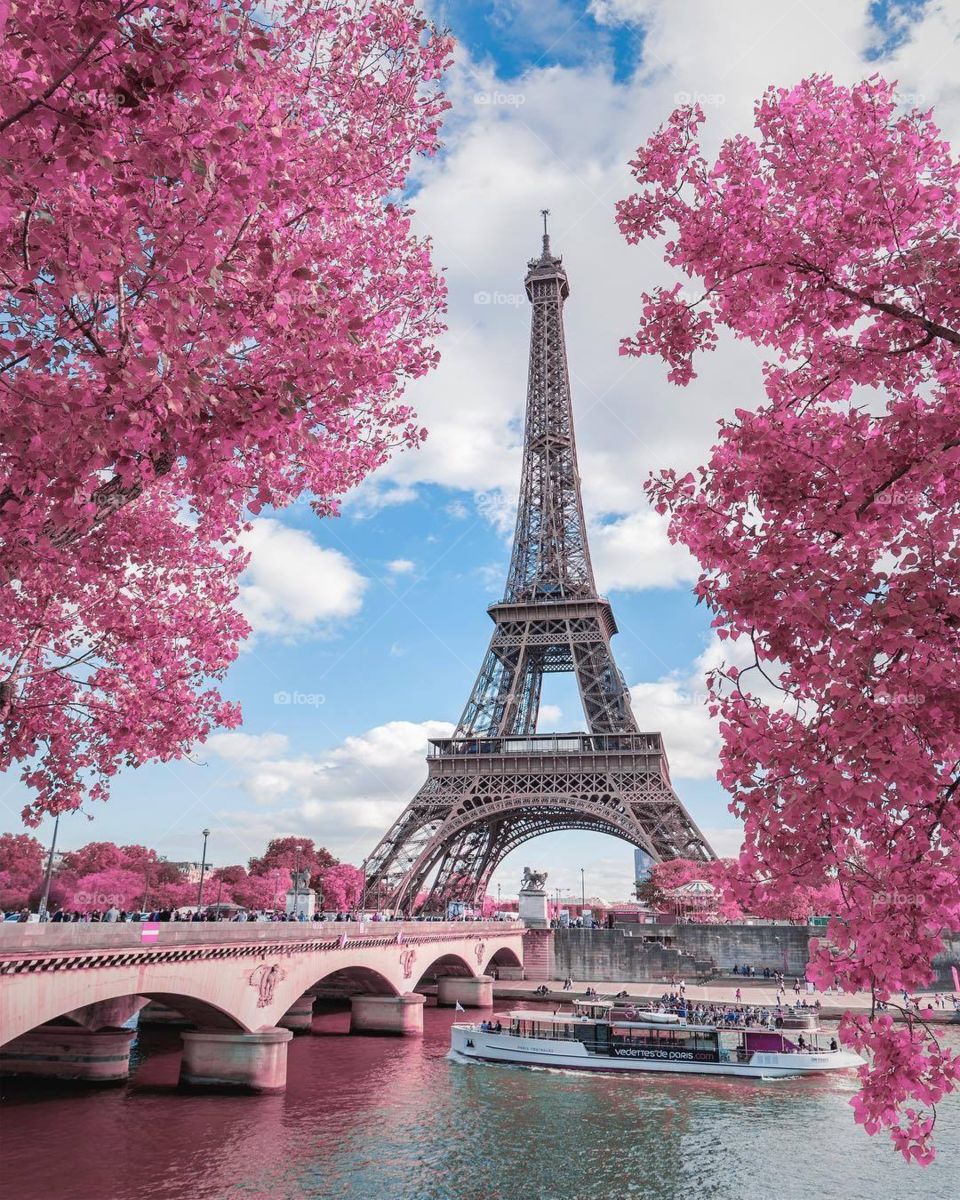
[455,640,520,736]
[424,825,494,910]
[570,636,636,734]
[363,782,449,911]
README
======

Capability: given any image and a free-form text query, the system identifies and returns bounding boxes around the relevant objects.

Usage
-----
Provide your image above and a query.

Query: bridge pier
[437,975,493,1008]
[278,993,316,1034]
[0,1026,136,1083]
[349,992,425,1036]
[179,1028,292,1092]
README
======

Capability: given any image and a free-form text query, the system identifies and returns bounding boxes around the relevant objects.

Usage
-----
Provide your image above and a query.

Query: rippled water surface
[2,1004,958,1200]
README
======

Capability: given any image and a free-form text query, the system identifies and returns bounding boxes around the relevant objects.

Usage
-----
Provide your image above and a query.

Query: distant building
[634,848,653,884]
[163,861,211,884]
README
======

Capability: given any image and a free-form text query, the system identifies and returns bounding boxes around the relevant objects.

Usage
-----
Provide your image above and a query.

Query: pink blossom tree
[61,841,153,875]
[248,837,335,881]
[0,0,452,824]
[70,866,145,911]
[233,869,291,912]
[617,74,960,1160]
[0,830,44,908]
[319,863,365,911]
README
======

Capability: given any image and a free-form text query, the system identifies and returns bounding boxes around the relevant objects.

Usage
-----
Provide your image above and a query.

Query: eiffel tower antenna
[364,218,714,912]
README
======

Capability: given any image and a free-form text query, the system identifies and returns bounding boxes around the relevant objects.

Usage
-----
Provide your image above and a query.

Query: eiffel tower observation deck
[365,215,714,912]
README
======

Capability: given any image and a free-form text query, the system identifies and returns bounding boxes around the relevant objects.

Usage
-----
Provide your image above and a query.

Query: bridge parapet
[0,919,525,958]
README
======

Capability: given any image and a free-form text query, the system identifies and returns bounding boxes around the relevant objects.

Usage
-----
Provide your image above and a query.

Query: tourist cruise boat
[450,1001,863,1078]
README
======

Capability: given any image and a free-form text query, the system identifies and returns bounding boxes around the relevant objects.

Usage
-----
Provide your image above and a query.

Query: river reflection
[2,1003,957,1200]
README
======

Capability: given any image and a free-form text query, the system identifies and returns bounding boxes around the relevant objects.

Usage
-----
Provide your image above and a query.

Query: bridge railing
[0,919,526,956]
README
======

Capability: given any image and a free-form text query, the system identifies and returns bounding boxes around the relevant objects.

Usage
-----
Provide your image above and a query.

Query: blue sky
[4,0,955,903]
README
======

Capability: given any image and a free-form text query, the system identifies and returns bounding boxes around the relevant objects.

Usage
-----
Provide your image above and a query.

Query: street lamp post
[196,828,210,910]
[37,814,61,920]
[497,883,501,916]
[141,864,152,916]
[292,846,302,919]
[580,867,585,914]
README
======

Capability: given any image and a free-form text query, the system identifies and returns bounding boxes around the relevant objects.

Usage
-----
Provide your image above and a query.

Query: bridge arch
[483,946,523,977]
[413,951,477,992]
[2,979,246,1045]
[308,965,400,999]
[405,801,653,909]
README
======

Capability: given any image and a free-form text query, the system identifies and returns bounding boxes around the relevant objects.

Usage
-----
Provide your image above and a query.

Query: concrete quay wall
[550,929,703,982]
[649,924,811,976]
[545,925,811,983]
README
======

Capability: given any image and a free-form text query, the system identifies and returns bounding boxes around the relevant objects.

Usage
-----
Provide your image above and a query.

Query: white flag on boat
[455,1001,465,1012]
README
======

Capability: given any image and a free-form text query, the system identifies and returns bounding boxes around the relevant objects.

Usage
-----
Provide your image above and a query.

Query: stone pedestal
[278,993,315,1033]
[0,1027,136,1083]
[349,992,425,1036]
[518,887,549,928]
[285,889,316,920]
[437,975,494,1008]
[179,1028,292,1092]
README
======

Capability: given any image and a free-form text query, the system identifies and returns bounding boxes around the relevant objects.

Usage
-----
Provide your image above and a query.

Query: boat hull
[450,1026,862,1078]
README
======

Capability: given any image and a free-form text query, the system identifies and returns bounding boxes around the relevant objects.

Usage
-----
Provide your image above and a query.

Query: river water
[2,1003,958,1200]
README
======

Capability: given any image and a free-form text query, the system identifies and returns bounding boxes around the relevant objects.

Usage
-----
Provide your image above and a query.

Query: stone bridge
[0,920,525,1092]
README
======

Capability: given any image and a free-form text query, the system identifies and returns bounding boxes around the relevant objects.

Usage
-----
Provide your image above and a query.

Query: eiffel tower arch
[365,216,714,912]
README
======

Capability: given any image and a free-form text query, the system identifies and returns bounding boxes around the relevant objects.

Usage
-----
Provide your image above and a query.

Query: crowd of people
[648,991,804,1029]
[2,905,521,924]
[3,906,369,924]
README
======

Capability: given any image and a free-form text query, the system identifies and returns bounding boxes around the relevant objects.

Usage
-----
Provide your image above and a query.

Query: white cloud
[591,509,698,592]
[386,558,416,575]
[209,719,455,861]
[238,518,367,638]
[538,703,564,730]
[628,634,760,779]
[206,731,290,762]
[702,826,745,859]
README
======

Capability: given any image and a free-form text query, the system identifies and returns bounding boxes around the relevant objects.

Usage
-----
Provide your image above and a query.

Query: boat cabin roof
[504,1010,722,1034]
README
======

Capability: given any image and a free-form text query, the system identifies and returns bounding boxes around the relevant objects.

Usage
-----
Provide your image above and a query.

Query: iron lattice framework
[365,218,714,912]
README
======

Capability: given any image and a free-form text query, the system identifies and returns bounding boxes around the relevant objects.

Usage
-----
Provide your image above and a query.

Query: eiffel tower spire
[364,220,714,912]
[504,209,593,603]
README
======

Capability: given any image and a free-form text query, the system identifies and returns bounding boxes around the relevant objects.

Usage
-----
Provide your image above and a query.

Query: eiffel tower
[365,215,714,912]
